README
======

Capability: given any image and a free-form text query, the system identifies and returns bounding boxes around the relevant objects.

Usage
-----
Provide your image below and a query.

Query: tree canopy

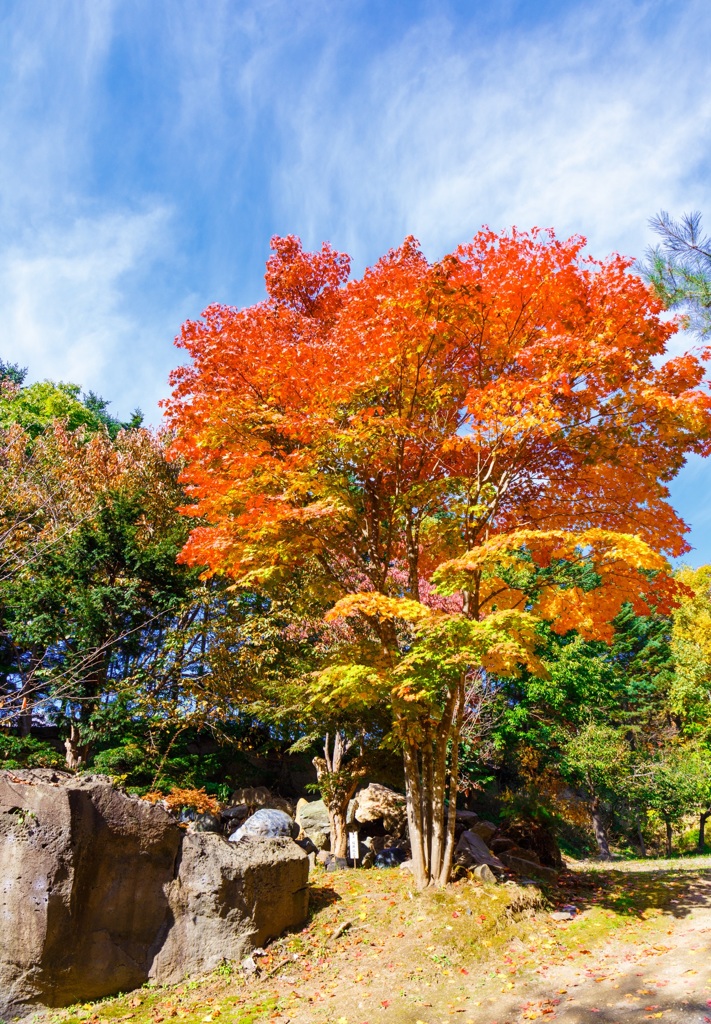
[166,228,711,885]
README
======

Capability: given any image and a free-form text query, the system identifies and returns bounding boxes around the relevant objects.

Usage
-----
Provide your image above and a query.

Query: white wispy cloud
[0,0,115,229]
[270,0,711,267]
[0,206,182,423]
[0,1,188,422]
[0,0,709,555]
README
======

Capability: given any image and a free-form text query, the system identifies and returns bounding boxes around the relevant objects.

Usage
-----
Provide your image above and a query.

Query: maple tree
[167,228,711,886]
[203,592,388,857]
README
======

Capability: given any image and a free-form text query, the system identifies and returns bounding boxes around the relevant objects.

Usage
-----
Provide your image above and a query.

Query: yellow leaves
[307,663,391,712]
[325,592,433,624]
[672,565,711,656]
[437,528,668,580]
[669,564,711,724]
[433,528,680,641]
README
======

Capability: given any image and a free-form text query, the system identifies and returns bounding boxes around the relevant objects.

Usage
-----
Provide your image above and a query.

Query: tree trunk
[664,817,673,858]
[16,654,41,737]
[64,722,90,770]
[313,731,365,860]
[18,696,32,738]
[698,809,710,853]
[635,816,647,858]
[590,796,612,860]
[401,672,465,888]
[328,802,349,859]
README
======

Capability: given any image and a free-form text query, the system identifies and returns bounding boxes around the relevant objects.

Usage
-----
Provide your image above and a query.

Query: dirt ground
[46,857,711,1024]
[469,870,711,1024]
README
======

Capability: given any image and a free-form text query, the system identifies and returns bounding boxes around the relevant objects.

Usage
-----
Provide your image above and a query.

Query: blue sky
[1,0,710,562]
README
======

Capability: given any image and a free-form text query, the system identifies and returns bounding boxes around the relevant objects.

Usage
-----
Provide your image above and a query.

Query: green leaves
[640,210,711,338]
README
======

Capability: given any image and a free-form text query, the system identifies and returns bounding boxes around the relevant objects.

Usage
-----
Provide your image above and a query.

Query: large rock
[229,808,299,842]
[151,833,309,983]
[230,786,294,817]
[296,798,332,849]
[0,770,182,1013]
[492,819,563,871]
[499,852,559,884]
[471,820,498,844]
[354,783,407,837]
[0,770,309,1016]
[454,809,479,828]
[454,829,505,869]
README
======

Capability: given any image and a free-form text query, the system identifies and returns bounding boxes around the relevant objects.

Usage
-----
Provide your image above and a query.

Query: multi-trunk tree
[167,229,711,886]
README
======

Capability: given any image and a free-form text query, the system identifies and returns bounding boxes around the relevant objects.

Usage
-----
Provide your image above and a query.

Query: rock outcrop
[151,833,309,983]
[0,770,308,1016]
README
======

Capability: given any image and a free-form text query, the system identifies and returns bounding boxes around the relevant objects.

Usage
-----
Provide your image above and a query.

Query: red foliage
[165,227,711,629]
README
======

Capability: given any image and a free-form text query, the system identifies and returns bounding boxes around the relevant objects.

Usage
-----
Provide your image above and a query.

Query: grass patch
[43,857,711,1024]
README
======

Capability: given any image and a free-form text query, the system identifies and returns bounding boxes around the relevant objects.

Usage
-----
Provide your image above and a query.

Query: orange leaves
[142,786,220,816]
[434,529,682,641]
[166,227,710,654]
[265,234,350,316]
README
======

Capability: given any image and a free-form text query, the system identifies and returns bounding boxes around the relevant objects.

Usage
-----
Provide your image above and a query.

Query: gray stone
[241,955,259,975]
[374,847,407,867]
[472,863,497,884]
[221,803,250,826]
[354,783,407,836]
[454,830,505,869]
[502,843,541,865]
[294,836,318,855]
[230,786,294,816]
[151,833,309,983]
[325,856,349,872]
[367,835,388,853]
[229,807,299,842]
[471,820,497,844]
[178,808,222,833]
[500,852,559,884]
[307,829,330,851]
[296,798,332,848]
[454,809,479,827]
[0,769,309,1016]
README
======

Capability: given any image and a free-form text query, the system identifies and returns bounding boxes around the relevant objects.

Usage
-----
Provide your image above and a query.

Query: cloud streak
[270,0,711,267]
[0,0,709,557]
[0,206,182,423]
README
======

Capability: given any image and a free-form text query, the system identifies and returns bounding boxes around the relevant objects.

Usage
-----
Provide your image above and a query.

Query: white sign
[348,831,359,860]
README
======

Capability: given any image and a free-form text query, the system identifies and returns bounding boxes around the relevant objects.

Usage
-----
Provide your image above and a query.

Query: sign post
[348,830,359,864]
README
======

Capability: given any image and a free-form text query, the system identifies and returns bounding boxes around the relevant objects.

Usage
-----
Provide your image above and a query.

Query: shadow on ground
[306,882,342,916]
[553,862,711,921]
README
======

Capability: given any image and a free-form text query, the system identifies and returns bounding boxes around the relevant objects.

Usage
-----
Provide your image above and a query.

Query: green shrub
[0,733,64,769]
